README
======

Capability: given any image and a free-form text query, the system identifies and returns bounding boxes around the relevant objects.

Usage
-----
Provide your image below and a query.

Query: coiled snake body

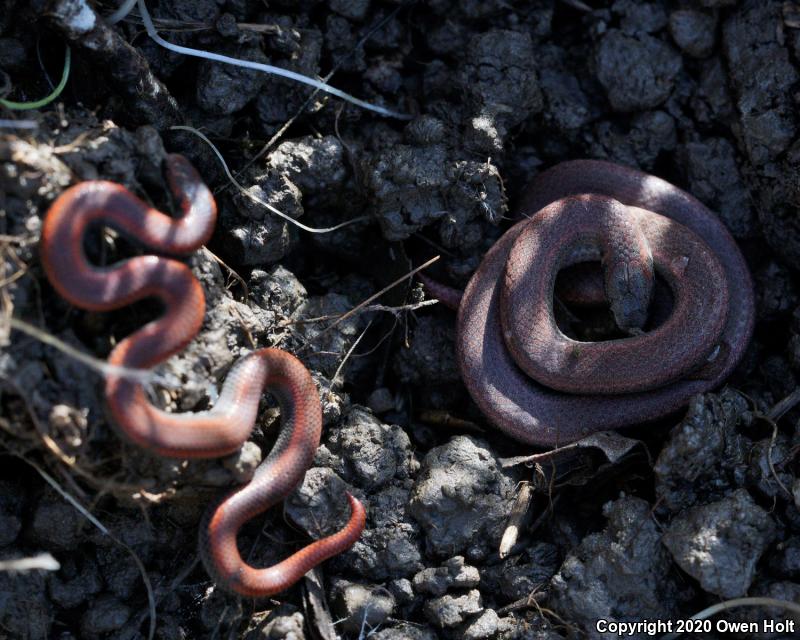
[445,160,754,446]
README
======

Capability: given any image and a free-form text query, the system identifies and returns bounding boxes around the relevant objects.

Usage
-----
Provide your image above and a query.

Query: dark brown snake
[430,159,754,446]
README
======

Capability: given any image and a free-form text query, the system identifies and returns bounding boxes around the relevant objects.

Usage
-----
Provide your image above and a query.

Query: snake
[39,153,365,597]
[430,159,754,447]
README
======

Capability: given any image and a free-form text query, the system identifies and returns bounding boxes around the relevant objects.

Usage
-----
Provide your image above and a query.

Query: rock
[423,588,483,628]
[747,434,795,500]
[755,262,798,322]
[758,356,796,408]
[768,537,800,580]
[0,37,26,71]
[0,573,51,638]
[459,29,542,152]
[590,110,676,170]
[329,0,370,21]
[0,135,72,208]
[795,479,800,511]
[367,387,395,414]
[442,160,506,234]
[245,604,306,639]
[91,516,157,600]
[463,608,500,640]
[47,404,87,450]
[0,479,25,547]
[680,137,756,238]
[79,595,131,639]
[538,45,592,135]
[387,578,415,606]
[322,406,418,488]
[330,579,395,634]
[315,406,424,581]
[461,30,541,120]
[187,247,228,307]
[612,0,668,35]
[48,557,103,609]
[267,135,348,197]
[496,615,562,639]
[325,14,366,73]
[551,496,682,634]
[255,27,324,132]
[196,45,269,114]
[662,489,777,598]
[493,543,559,602]
[409,436,518,560]
[199,581,233,630]
[336,483,423,581]
[364,59,403,94]
[292,292,364,378]
[249,265,308,318]
[362,139,505,243]
[669,10,716,58]
[314,373,350,427]
[28,493,83,552]
[370,623,439,640]
[425,19,468,55]
[222,441,262,483]
[363,142,450,241]
[405,115,447,146]
[162,287,274,413]
[595,30,682,112]
[223,172,303,265]
[725,580,800,639]
[412,556,481,597]
[654,390,751,513]
[47,1,182,127]
[288,467,361,539]
[722,2,798,165]
[691,57,736,126]
[394,316,459,385]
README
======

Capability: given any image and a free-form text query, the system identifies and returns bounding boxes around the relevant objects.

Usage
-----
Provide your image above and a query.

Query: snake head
[605,260,654,332]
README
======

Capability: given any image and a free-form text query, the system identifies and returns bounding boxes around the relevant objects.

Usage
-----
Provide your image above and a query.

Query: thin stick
[767,422,792,499]
[107,0,137,23]
[202,247,249,301]
[0,234,36,244]
[286,299,438,326]
[8,317,158,385]
[0,553,61,572]
[332,320,372,387]
[499,482,533,559]
[767,387,800,421]
[170,125,370,234]
[137,0,410,120]
[300,256,439,351]
[235,2,408,175]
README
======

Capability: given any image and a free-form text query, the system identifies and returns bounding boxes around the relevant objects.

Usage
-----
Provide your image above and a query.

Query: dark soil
[1,1,799,639]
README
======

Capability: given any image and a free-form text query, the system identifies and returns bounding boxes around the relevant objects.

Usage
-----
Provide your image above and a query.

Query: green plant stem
[0,45,71,111]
